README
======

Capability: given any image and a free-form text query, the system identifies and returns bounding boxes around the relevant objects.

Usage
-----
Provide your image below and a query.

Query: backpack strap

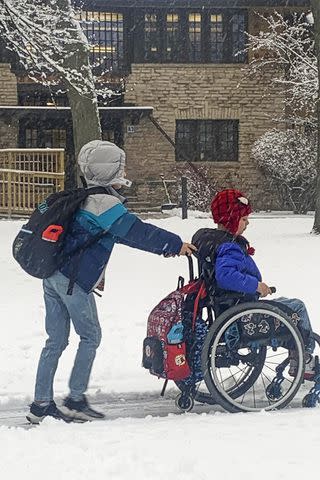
[191,282,207,330]
[180,279,202,295]
[179,280,207,330]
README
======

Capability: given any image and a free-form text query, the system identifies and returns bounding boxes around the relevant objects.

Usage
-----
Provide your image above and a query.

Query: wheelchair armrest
[214,291,255,305]
[215,292,245,301]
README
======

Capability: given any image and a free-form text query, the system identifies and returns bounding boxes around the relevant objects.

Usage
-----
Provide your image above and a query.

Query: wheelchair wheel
[301,331,320,408]
[201,302,305,413]
[176,346,266,406]
[312,332,320,349]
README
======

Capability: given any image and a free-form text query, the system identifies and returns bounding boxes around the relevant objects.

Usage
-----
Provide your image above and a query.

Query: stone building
[0,0,311,210]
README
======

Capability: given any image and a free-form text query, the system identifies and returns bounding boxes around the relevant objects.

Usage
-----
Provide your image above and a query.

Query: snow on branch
[252,128,317,213]
[246,11,318,124]
[0,0,117,100]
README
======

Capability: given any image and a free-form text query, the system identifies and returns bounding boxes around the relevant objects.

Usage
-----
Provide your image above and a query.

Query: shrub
[252,129,317,213]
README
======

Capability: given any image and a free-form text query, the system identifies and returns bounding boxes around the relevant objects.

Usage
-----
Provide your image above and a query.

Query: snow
[1,213,320,479]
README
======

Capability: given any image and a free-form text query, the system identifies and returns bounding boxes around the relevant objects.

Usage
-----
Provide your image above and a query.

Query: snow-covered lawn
[1,213,320,479]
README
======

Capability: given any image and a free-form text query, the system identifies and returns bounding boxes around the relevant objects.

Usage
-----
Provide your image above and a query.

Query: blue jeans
[274,297,315,353]
[34,271,101,402]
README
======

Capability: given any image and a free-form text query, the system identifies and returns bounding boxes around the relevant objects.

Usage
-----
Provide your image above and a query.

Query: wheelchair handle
[187,255,194,281]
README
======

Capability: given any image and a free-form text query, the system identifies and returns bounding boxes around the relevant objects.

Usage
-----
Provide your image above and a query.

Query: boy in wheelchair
[192,189,316,381]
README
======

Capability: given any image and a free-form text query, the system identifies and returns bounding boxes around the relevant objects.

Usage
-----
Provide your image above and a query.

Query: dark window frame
[175,119,239,162]
[22,127,67,149]
[136,8,248,64]
[78,10,125,73]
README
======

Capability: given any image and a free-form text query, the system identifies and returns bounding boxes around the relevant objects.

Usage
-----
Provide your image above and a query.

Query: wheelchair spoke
[264,360,284,365]
[264,351,289,359]
[252,382,256,408]
[263,363,277,374]
[239,389,247,405]
[259,372,272,406]
[219,364,251,386]
[260,369,275,385]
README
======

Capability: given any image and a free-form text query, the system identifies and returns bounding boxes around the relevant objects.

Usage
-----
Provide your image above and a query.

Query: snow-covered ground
[1,213,320,479]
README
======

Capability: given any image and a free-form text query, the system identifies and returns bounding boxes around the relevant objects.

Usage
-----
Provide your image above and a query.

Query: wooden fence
[0,149,65,217]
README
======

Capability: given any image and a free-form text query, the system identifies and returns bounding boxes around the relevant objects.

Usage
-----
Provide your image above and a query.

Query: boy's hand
[257,282,272,297]
[179,242,197,256]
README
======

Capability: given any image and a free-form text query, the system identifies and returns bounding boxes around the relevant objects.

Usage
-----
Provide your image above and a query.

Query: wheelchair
[174,255,320,414]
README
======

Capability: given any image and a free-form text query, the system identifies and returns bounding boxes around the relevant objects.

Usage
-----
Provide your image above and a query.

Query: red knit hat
[211,189,252,235]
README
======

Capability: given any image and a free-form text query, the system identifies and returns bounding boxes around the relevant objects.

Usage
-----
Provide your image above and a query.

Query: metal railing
[0,149,65,217]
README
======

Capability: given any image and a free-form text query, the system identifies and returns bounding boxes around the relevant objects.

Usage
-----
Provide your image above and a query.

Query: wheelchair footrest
[302,375,320,408]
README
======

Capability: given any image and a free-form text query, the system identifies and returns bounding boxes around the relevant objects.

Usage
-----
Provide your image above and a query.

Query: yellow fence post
[7,151,12,218]
[59,150,65,190]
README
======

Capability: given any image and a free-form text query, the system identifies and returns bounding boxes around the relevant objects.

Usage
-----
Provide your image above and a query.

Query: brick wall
[124,62,283,210]
[0,63,18,148]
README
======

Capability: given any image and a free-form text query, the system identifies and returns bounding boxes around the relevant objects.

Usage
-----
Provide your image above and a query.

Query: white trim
[0,105,154,111]
[0,149,64,153]
[0,169,65,174]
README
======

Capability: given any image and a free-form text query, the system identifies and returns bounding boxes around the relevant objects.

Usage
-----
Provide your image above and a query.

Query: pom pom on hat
[211,189,252,235]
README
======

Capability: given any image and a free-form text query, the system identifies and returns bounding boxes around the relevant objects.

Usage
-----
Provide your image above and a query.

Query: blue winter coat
[215,241,262,295]
[60,192,182,293]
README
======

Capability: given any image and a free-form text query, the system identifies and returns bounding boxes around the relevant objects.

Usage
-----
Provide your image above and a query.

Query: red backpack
[142,279,206,381]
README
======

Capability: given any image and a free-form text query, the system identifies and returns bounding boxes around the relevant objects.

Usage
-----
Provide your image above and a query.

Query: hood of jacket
[78,140,132,188]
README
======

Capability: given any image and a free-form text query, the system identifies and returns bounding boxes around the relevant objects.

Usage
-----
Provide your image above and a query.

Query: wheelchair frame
[174,256,320,413]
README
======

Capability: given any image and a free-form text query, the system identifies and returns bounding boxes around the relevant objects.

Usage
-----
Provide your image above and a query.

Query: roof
[0,105,154,118]
[76,0,310,9]
[0,105,153,112]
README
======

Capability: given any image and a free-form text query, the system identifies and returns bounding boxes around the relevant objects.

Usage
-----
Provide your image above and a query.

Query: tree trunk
[55,0,101,188]
[311,0,320,233]
[65,86,101,189]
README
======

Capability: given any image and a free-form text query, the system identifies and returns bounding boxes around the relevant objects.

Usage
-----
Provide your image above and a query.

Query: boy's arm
[107,211,183,256]
[215,243,260,294]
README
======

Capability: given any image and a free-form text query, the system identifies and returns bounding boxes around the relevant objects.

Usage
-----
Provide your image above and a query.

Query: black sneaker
[61,395,105,422]
[26,401,73,424]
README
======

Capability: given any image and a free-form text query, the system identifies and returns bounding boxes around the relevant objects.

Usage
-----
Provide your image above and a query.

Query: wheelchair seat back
[191,228,256,317]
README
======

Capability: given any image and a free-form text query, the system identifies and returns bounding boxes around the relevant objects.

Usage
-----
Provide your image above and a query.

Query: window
[210,14,224,62]
[175,120,239,162]
[209,12,247,63]
[231,13,246,63]
[144,13,160,61]
[24,129,66,149]
[140,9,247,64]
[78,11,124,72]
[18,89,68,106]
[25,129,38,148]
[188,13,202,62]
[165,13,181,61]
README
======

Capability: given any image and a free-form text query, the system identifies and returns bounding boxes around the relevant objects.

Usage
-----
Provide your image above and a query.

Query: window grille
[144,13,159,61]
[175,120,239,162]
[24,129,66,149]
[210,14,224,62]
[139,9,247,64]
[188,13,202,62]
[231,13,246,63]
[78,11,124,72]
[165,13,180,61]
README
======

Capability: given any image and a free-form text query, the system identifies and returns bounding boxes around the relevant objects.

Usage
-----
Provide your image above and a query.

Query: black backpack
[12,186,107,281]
